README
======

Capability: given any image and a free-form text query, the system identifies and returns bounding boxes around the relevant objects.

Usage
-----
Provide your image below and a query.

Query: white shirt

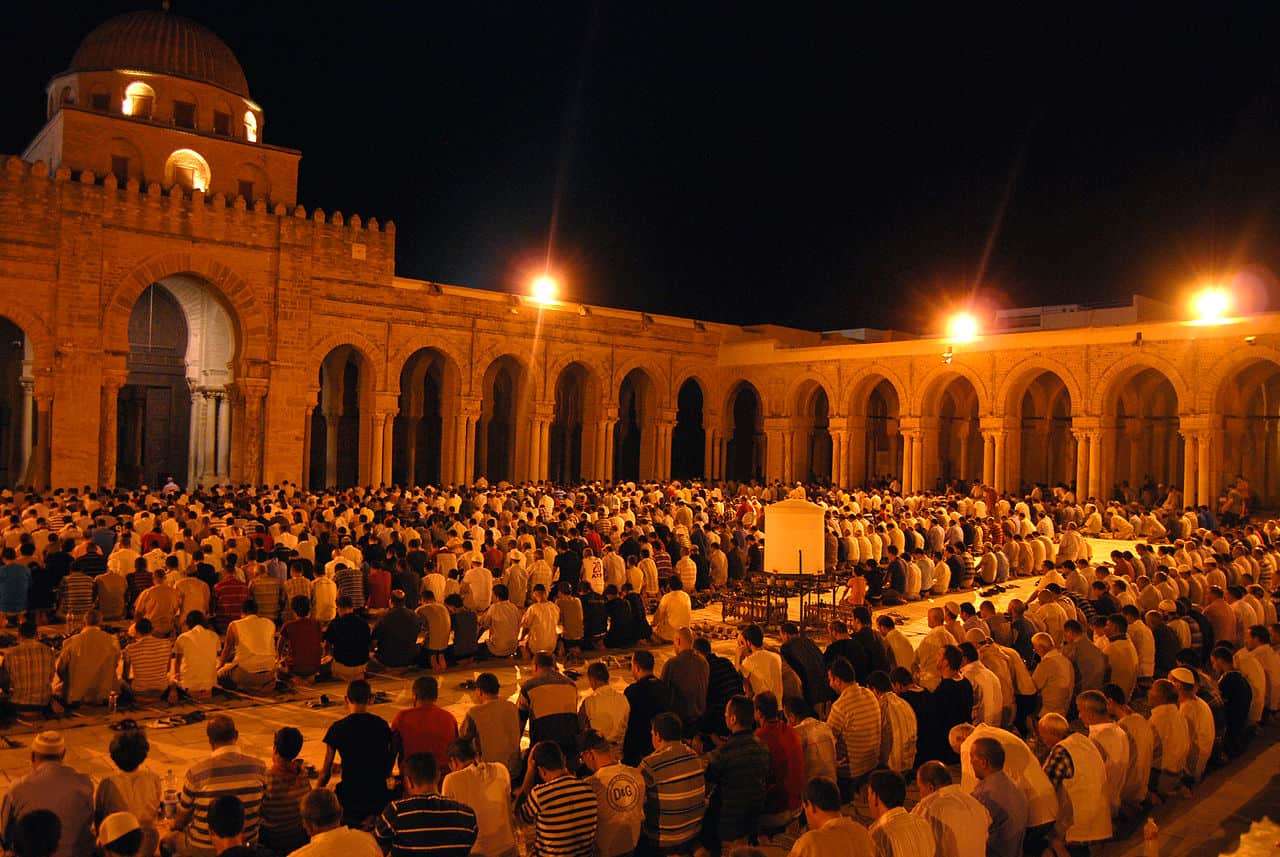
[588,763,644,857]
[959,724,1058,828]
[441,762,516,857]
[288,824,383,857]
[652,590,692,640]
[580,685,631,746]
[868,807,934,857]
[961,660,1003,725]
[912,784,991,857]
[174,625,220,692]
[463,566,493,612]
[520,600,561,654]
[740,648,783,700]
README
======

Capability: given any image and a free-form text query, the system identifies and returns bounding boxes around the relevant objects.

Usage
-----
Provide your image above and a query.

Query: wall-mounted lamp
[942,346,954,365]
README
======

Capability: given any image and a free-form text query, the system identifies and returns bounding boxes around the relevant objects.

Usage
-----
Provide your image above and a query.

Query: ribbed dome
[70,10,250,98]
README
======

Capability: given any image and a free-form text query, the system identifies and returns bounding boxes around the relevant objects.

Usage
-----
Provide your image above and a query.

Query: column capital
[1070,416,1103,432]
[456,396,482,419]
[34,393,53,408]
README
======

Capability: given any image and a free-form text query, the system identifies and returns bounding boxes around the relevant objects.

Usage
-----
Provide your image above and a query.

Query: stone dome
[69,10,250,98]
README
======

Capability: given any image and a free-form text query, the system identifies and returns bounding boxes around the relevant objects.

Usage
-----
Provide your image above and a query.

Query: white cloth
[651,590,692,641]
[1087,721,1130,816]
[229,615,276,673]
[958,724,1058,828]
[1054,733,1113,844]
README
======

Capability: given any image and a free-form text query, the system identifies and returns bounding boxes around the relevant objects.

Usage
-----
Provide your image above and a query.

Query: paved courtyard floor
[0,537,1274,856]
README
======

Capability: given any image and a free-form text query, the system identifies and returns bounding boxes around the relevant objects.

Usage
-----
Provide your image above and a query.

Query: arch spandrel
[782,371,837,417]
[309,331,386,398]
[844,364,908,418]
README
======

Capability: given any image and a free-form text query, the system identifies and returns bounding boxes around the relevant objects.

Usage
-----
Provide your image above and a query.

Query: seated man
[133,569,180,637]
[278,596,323,681]
[217,599,278,694]
[0,621,55,715]
[173,611,220,701]
[371,590,420,669]
[53,610,120,707]
[120,618,175,703]
[323,595,371,682]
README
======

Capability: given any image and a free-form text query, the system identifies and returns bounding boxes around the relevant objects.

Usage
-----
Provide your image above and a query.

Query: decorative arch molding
[1090,352,1191,416]
[609,359,668,407]
[0,305,55,390]
[104,252,268,362]
[309,331,385,398]
[546,353,608,397]
[994,355,1085,417]
[388,337,469,394]
[1196,346,1280,414]
[782,371,838,417]
[720,376,766,418]
[470,347,539,401]
[912,361,991,417]
[671,369,712,403]
[845,364,909,417]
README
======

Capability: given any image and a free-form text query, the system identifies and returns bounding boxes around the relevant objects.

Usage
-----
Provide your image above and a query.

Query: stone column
[187,390,201,488]
[845,417,867,487]
[602,419,617,482]
[216,395,232,479]
[368,413,386,486]
[912,432,926,492]
[301,405,314,489]
[1074,432,1089,500]
[527,418,543,484]
[1088,430,1104,501]
[659,421,674,481]
[703,428,716,480]
[463,416,478,484]
[98,377,124,488]
[981,431,995,487]
[1182,431,1197,507]
[1197,431,1212,507]
[958,427,971,483]
[830,429,847,487]
[900,430,914,494]
[382,413,395,485]
[18,378,33,483]
[992,431,1007,494]
[453,414,469,485]
[200,393,217,483]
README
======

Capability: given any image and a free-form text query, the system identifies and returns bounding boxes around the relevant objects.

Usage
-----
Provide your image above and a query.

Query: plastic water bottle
[1143,817,1159,856]
[162,768,178,819]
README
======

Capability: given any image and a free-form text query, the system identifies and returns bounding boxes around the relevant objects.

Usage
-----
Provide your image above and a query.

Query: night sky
[5,2,1280,332]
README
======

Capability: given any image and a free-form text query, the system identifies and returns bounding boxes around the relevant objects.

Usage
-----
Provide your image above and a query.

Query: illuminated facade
[2,10,1279,505]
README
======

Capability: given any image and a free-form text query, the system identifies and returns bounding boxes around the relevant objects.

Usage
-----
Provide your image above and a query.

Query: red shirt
[213,577,248,627]
[390,703,459,770]
[755,718,805,814]
[280,617,323,675]
[366,568,392,610]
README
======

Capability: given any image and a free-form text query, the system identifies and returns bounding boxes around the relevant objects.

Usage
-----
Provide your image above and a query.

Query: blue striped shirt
[374,793,477,857]
[179,747,267,850]
[518,774,598,857]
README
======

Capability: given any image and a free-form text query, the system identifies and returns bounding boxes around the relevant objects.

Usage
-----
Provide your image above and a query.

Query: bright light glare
[1192,287,1230,323]
[531,275,557,304]
[947,312,979,342]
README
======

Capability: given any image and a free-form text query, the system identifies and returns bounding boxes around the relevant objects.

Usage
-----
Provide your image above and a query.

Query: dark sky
[5,2,1280,332]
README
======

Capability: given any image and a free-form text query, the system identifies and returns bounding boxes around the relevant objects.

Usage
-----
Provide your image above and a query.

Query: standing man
[318,680,394,828]
[826,656,881,800]
[703,696,771,853]
[970,737,1029,857]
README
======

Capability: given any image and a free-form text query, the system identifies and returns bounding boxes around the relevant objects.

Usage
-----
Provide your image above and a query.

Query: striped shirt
[123,636,173,693]
[259,761,310,854]
[375,793,478,857]
[61,571,94,615]
[213,577,248,627]
[828,685,881,780]
[179,746,267,851]
[518,774,599,857]
[336,567,365,609]
[638,742,706,849]
[249,575,283,621]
